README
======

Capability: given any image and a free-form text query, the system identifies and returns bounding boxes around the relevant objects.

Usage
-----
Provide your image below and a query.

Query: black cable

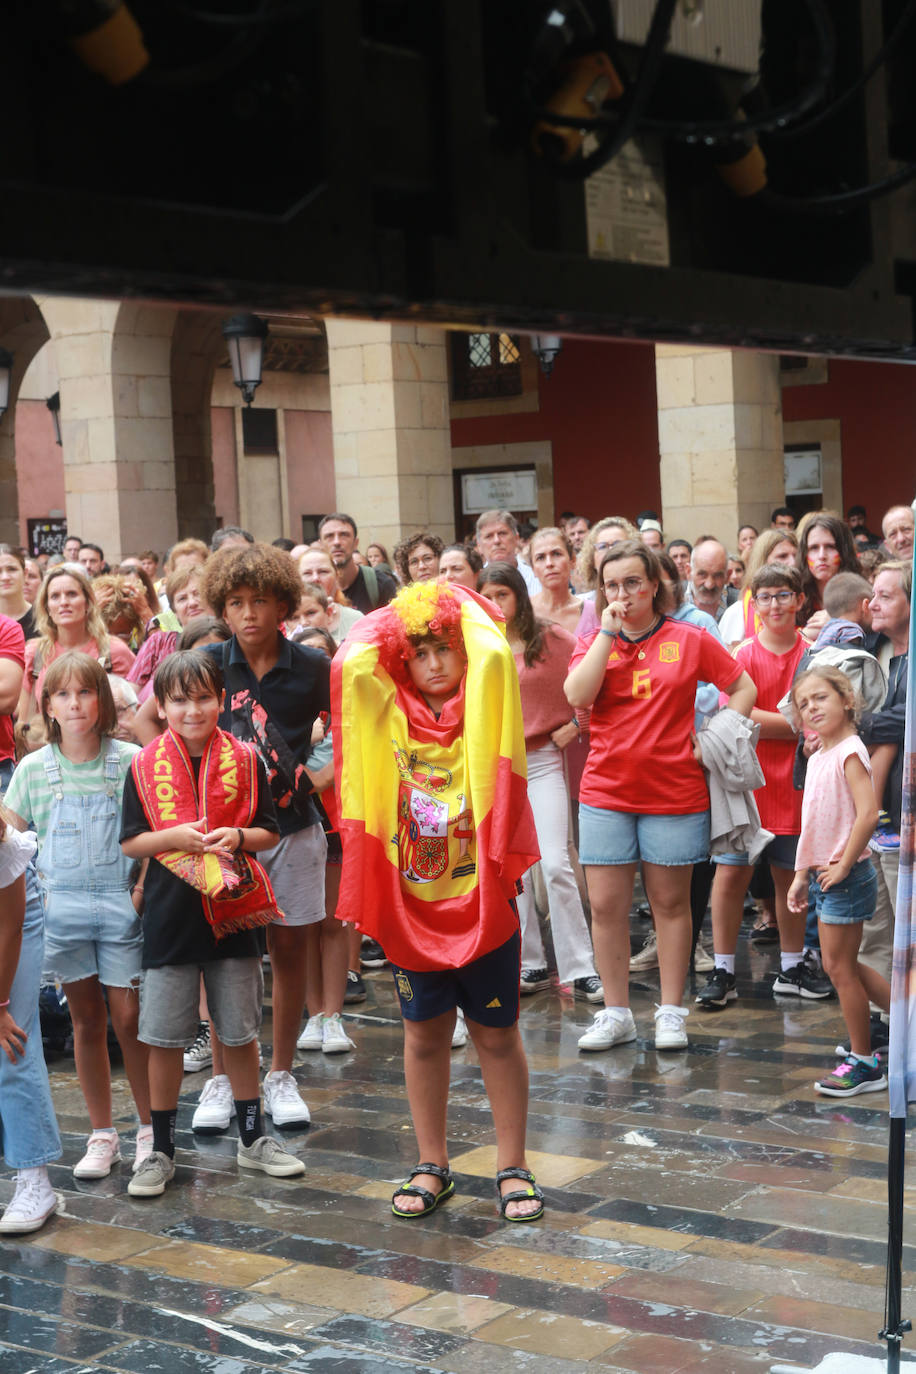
[534,0,836,145]
[543,0,677,181]
[774,0,916,141]
[761,159,916,214]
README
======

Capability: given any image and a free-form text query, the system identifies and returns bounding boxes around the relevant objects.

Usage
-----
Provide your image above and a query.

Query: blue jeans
[0,866,62,1169]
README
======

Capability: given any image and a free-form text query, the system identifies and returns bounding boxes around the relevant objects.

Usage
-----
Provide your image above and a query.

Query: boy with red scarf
[120,650,305,1197]
[333,582,544,1221]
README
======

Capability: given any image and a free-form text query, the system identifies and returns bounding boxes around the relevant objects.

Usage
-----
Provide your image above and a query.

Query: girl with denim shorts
[787,665,889,1097]
[4,652,151,1177]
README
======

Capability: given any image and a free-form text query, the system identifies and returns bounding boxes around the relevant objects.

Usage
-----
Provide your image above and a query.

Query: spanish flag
[332,583,539,972]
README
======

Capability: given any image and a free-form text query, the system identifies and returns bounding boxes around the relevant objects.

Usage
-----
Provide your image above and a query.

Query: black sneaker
[836,1012,889,1057]
[773,962,834,999]
[344,969,367,1004]
[695,968,737,1010]
[520,968,550,995]
[360,938,387,969]
[815,1055,887,1097]
[573,975,604,1004]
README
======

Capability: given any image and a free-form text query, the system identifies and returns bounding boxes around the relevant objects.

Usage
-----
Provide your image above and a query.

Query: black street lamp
[0,348,13,419]
[46,391,62,445]
[222,314,269,406]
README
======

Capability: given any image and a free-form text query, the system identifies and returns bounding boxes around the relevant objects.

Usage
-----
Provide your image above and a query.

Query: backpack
[361,564,379,609]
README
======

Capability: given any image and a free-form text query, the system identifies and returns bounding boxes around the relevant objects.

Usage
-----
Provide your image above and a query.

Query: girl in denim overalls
[5,652,151,1181]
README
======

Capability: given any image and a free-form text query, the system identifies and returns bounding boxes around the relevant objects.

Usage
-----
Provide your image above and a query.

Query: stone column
[38,298,179,564]
[655,346,784,548]
[326,320,454,552]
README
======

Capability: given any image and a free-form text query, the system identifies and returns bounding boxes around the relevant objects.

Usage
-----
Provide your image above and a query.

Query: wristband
[0,1000,9,1009]
[236,827,245,852]
[599,628,616,639]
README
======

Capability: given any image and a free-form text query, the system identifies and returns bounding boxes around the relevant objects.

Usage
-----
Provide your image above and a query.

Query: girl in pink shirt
[788,666,889,1098]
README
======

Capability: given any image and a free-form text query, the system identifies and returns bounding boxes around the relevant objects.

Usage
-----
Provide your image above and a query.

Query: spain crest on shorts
[658,641,680,663]
[395,972,413,1001]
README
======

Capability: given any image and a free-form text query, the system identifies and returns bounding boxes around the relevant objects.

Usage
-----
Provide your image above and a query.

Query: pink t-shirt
[795,734,873,870]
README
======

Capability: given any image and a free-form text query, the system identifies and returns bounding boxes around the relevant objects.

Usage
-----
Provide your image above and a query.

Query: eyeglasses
[595,540,623,554]
[753,590,795,606]
[603,577,648,597]
[408,552,437,569]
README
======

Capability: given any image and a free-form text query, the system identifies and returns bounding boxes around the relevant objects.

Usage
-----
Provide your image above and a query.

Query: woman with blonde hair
[298,547,363,644]
[576,517,638,636]
[17,566,134,722]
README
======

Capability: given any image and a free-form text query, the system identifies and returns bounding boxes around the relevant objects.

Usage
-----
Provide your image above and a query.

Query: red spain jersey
[734,632,806,834]
[571,618,743,815]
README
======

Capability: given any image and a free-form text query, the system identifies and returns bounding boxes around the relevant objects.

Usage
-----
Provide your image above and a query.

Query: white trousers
[518,742,596,983]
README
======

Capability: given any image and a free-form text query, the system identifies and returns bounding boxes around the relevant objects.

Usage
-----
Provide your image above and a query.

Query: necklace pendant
[637,649,646,660]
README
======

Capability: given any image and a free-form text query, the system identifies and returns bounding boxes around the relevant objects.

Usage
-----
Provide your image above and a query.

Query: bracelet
[599,628,616,639]
[236,827,245,853]
[0,1000,9,1009]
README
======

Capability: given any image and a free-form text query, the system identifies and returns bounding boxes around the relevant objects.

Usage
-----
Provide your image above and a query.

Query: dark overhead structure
[2,0,915,357]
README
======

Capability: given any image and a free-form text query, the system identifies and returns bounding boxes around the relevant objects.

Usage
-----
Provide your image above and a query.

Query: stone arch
[0,297,52,545]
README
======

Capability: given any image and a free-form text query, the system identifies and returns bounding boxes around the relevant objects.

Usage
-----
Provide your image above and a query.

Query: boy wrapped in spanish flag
[332,582,544,1221]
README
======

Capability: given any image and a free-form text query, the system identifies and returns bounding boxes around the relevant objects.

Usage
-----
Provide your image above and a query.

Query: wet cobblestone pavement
[3,925,916,1372]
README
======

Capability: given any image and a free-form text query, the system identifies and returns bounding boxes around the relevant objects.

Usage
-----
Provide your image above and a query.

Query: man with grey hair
[475,509,541,595]
[881,505,914,561]
[684,537,735,623]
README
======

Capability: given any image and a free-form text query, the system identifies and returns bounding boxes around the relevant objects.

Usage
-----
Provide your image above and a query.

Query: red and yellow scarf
[132,727,280,938]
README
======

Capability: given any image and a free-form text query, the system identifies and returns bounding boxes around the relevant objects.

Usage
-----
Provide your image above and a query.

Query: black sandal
[496,1167,545,1223]
[391,1163,455,1219]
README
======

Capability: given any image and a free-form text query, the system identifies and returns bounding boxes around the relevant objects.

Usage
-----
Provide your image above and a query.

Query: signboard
[784,448,822,496]
[27,518,67,557]
[461,470,537,516]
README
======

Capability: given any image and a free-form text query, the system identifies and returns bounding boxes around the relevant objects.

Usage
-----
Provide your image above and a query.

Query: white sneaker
[191,1075,236,1134]
[693,940,715,973]
[451,1007,468,1049]
[132,1125,154,1174]
[238,1135,306,1176]
[262,1070,311,1128]
[577,1007,637,1052]
[73,1131,121,1179]
[0,1169,58,1234]
[296,1014,324,1052]
[654,1004,689,1050]
[629,931,659,972]
[183,1022,213,1073]
[320,1013,355,1054]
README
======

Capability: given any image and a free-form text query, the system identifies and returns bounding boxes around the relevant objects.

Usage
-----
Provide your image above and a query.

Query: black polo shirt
[203,634,331,837]
[343,564,398,614]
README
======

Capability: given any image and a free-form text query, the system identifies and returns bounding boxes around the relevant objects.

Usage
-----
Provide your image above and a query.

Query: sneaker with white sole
[692,940,715,973]
[262,1070,311,1128]
[520,967,550,994]
[132,1126,154,1174]
[654,1004,689,1050]
[296,1014,324,1052]
[321,1013,355,1054]
[695,968,737,1010]
[127,1150,175,1197]
[182,1022,213,1073]
[238,1135,306,1176]
[629,931,658,972]
[773,961,834,999]
[577,1007,638,1052]
[344,969,367,1004]
[451,1007,468,1048]
[0,1169,58,1234]
[191,1075,236,1134]
[73,1131,121,1179]
[573,975,604,1004]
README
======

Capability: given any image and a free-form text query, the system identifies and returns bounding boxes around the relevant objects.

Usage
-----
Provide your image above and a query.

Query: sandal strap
[393,1182,438,1208]
[412,1162,452,1184]
[495,1166,536,1187]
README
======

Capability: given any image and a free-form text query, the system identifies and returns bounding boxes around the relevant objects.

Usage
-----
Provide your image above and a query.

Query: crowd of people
[0,495,911,1233]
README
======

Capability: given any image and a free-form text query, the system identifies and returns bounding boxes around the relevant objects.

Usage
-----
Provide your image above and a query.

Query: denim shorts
[579,804,710,867]
[42,886,143,989]
[814,858,877,926]
[391,930,521,1028]
[139,957,263,1047]
[713,832,799,871]
[261,823,327,926]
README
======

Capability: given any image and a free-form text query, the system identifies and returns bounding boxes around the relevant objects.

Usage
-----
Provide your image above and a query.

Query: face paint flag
[331,583,539,972]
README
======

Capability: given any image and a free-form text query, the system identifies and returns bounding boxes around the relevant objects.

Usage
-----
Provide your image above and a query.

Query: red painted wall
[450,337,661,524]
[781,358,916,518]
[283,409,335,541]
[15,400,67,546]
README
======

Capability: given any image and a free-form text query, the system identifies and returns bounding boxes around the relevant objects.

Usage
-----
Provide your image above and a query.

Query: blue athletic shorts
[390,930,521,1027]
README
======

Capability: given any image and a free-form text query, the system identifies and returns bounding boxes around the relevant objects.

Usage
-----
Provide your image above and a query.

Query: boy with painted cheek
[120,650,305,1198]
[333,583,546,1222]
